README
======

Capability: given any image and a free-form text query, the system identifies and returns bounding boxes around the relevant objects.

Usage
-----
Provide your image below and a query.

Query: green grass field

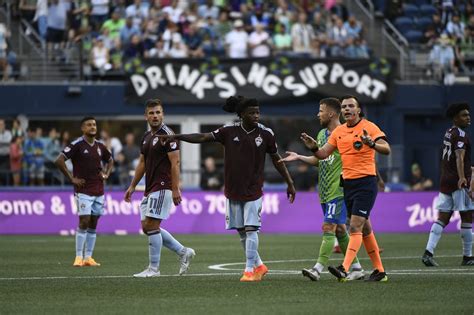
[1,233,473,314]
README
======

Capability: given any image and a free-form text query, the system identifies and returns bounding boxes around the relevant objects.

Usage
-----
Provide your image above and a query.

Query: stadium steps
[24,56,81,81]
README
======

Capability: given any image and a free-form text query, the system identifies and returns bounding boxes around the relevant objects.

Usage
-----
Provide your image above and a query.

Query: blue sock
[161,228,185,254]
[239,230,263,267]
[84,228,97,258]
[426,220,445,255]
[147,230,162,270]
[245,231,259,272]
[461,223,473,257]
[75,228,87,257]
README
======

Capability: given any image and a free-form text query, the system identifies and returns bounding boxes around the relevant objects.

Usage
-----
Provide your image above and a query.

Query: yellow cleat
[83,257,101,267]
[253,264,269,281]
[73,256,83,267]
[240,271,257,282]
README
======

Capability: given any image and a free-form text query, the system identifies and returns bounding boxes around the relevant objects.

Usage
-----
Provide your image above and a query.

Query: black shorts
[46,27,65,43]
[343,175,378,219]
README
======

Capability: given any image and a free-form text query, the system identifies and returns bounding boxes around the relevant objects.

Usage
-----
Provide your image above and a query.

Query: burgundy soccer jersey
[61,137,112,196]
[439,126,471,194]
[141,124,179,196]
[212,122,278,201]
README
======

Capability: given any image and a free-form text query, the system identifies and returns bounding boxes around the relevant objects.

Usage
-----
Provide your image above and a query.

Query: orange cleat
[83,257,101,267]
[73,256,83,267]
[253,264,269,281]
[240,271,257,282]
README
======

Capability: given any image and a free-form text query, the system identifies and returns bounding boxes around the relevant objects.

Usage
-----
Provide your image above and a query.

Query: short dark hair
[145,99,163,112]
[222,96,259,117]
[446,102,470,119]
[320,97,341,114]
[341,94,364,117]
[81,116,96,125]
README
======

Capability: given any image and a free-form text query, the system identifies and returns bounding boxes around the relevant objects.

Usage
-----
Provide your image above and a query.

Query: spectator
[23,127,45,186]
[125,0,149,29]
[345,37,369,59]
[344,15,362,40]
[162,0,184,24]
[9,136,23,186]
[90,0,110,31]
[200,156,223,191]
[310,38,327,58]
[330,0,349,22]
[428,34,456,83]
[19,0,37,24]
[168,36,188,58]
[120,16,141,45]
[410,163,433,191]
[0,23,10,81]
[248,23,271,58]
[291,12,315,54]
[102,9,126,41]
[311,11,328,37]
[117,132,140,186]
[0,119,12,184]
[225,20,248,58]
[90,36,112,74]
[183,23,204,58]
[44,128,61,184]
[46,0,71,55]
[198,0,219,20]
[327,17,348,57]
[273,23,292,53]
[34,0,48,41]
[11,118,25,139]
[274,0,294,32]
[445,14,465,41]
[147,39,167,58]
[250,4,271,29]
[100,130,122,184]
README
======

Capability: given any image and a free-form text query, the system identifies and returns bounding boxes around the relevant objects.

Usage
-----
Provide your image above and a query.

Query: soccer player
[159,96,296,282]
[124,99,195,278]
[279,97,365,281]
[300,95,391,282]
[55,116,113,267]
[422,102,474,267]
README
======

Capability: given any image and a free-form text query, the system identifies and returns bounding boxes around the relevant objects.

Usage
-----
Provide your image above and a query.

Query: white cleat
[302,268,321,281]
[347,269,365,281]
[133,267,160,278]
[178,247,196,275]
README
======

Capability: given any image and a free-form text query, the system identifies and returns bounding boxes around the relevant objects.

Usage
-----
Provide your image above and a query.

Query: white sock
[147,230,162,270]
[351,262,363,271]
[245,231,259,272]
[313,263,324,273]
[160,228,184,254]
[426,220,445,255]
[75,228,87,257]
[461,223,473,257]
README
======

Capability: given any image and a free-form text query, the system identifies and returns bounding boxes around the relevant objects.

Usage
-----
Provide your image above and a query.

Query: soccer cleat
[365,269,388,282]
[73,256,83,267]
[347,269,365,281]
[240,271,257,282]
[83,257,101,267]
[178,247,196,275]
[422,251,439,267]
[253,264,269,281]
[133,267,160,278]
[461,256,474,266]
[328,265,348,282]
[302,268,321,281]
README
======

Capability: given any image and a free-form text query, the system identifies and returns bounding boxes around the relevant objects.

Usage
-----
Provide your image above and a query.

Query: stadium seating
[403,30,423,43]
[394,16,415,34]
[419,4,438,17]
[403,3,420,18]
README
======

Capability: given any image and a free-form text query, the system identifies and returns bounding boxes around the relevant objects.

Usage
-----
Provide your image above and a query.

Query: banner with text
[126,57,392,105]
[0,191,460,235]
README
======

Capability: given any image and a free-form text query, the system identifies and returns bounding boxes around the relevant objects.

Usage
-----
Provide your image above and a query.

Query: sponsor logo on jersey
[64,146,71,153]
[153,137,158,146]
[83,149,89,154]
[170,142,177,149]
[233,136,239,142]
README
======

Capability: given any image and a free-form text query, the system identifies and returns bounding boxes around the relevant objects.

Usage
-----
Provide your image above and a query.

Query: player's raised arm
[300,132,335,160]
[124,154,145,202]
[278,151,319,166]
[159,132,215,144]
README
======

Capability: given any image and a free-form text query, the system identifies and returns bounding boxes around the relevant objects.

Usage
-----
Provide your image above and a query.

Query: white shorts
[140,190,173,221]
[225,197,262,230]
[436,188,474,212]
[75,193,104,216]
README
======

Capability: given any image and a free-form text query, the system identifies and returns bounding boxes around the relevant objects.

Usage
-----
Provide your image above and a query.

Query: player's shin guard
[245,231,259,272]
[76,228,87,257]
[160,228,185,254]
[342,232,362,272]
[363,232,384,272]
[84,228,97,258]
[426,220,446,255]
[461,222,473,257]
[146,229,163,270]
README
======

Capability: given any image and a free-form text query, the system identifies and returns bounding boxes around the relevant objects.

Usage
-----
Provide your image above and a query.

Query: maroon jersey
[141,124,179,196]
[439,126,471,194]
[212,122,278,201]
[61,137,112,196]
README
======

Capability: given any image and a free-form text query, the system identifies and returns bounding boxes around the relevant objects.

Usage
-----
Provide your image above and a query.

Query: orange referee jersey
[327,119,386,180]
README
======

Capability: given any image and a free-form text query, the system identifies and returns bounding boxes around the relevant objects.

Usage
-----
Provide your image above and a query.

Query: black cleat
[365,269,388,282]
[422,251,439,267]
[328,265,348,282]
[461,256,474,266]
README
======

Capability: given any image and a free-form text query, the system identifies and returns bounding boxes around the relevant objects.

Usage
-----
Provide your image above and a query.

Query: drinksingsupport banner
[126,57,392,105]
[0,191,461,235]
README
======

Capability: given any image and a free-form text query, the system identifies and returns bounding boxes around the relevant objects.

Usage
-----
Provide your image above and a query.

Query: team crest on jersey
[255,135,263,147]
[353,141,363,151]
[64,146,71,153]
[170,142,177,149]
[153,137,158,146]
[97,148,102,156]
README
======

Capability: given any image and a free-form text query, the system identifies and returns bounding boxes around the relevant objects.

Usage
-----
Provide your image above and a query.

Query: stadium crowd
[11,0,369,75]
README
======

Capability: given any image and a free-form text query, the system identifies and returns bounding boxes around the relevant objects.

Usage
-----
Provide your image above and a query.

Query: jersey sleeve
[61,142,77,160]
[327,127,339,148]
[211,126,227,144]
[367,121,386,141]
[165,139,180,153]
[140,134,146,155]
[100,143,113,162]
[266,131,278,154]
[452,130,468,151]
